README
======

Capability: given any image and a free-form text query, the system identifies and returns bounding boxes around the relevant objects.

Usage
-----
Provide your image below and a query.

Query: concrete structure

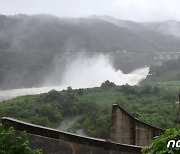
[1,104,166,153]
[1,117,142,154]
[110,104,164,146]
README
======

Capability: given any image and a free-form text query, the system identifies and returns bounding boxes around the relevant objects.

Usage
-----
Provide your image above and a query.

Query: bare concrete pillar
[110,104,135,145]
[110,104,163,146]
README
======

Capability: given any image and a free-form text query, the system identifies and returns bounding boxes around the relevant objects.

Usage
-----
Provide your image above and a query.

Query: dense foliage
[150,59,180,75]
[0,124,42,154]
[142,128,180,154]
[142,58,180,85]
[0,82,179,139]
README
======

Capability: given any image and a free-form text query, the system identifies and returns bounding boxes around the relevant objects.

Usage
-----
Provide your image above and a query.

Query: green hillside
[142,58,180,85]
[0,82,179,139]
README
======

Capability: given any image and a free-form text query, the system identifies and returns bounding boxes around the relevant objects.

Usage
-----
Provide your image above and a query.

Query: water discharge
[0,54,149,101]
[61,54,149,88]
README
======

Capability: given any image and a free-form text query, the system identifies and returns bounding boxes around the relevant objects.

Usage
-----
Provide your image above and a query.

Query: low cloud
[1,0,180,21]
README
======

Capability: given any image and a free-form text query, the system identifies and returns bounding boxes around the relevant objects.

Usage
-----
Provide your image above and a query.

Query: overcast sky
[1,0,180,21]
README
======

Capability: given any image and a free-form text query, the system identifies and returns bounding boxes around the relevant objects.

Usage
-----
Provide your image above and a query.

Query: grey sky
[0,0,180,21]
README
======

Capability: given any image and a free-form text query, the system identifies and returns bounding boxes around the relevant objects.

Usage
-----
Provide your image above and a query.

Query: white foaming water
[0,54,149,101]
[0,86,67,102]
[61,54,149,88]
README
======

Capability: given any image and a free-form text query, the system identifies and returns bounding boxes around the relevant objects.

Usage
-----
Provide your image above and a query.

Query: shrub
[0,124,42,154]
[142,128,180,154]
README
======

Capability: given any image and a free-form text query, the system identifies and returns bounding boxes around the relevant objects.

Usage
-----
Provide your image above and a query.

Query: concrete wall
[110,104,135,145]
[110,104,164,146]
[1,104,164,153]
[1,117,142,154]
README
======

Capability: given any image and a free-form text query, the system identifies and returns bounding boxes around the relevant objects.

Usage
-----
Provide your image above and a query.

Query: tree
[67,86,73,92]
[142,128,180,154]
[0,124,42,154]
[100,80,116,89]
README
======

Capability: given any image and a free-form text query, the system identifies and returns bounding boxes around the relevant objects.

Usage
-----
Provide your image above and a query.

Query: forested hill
[1,14,180,89]
[141,58,180,85]
[0,82,179,138]
[1,14,180,53]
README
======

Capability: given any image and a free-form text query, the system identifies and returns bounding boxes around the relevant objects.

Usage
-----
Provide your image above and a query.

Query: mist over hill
[91,15,180,39]
[1,14,180,53]
[1,14,180,89]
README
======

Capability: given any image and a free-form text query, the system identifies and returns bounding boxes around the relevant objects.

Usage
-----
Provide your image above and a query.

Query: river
[0,67,149,102]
